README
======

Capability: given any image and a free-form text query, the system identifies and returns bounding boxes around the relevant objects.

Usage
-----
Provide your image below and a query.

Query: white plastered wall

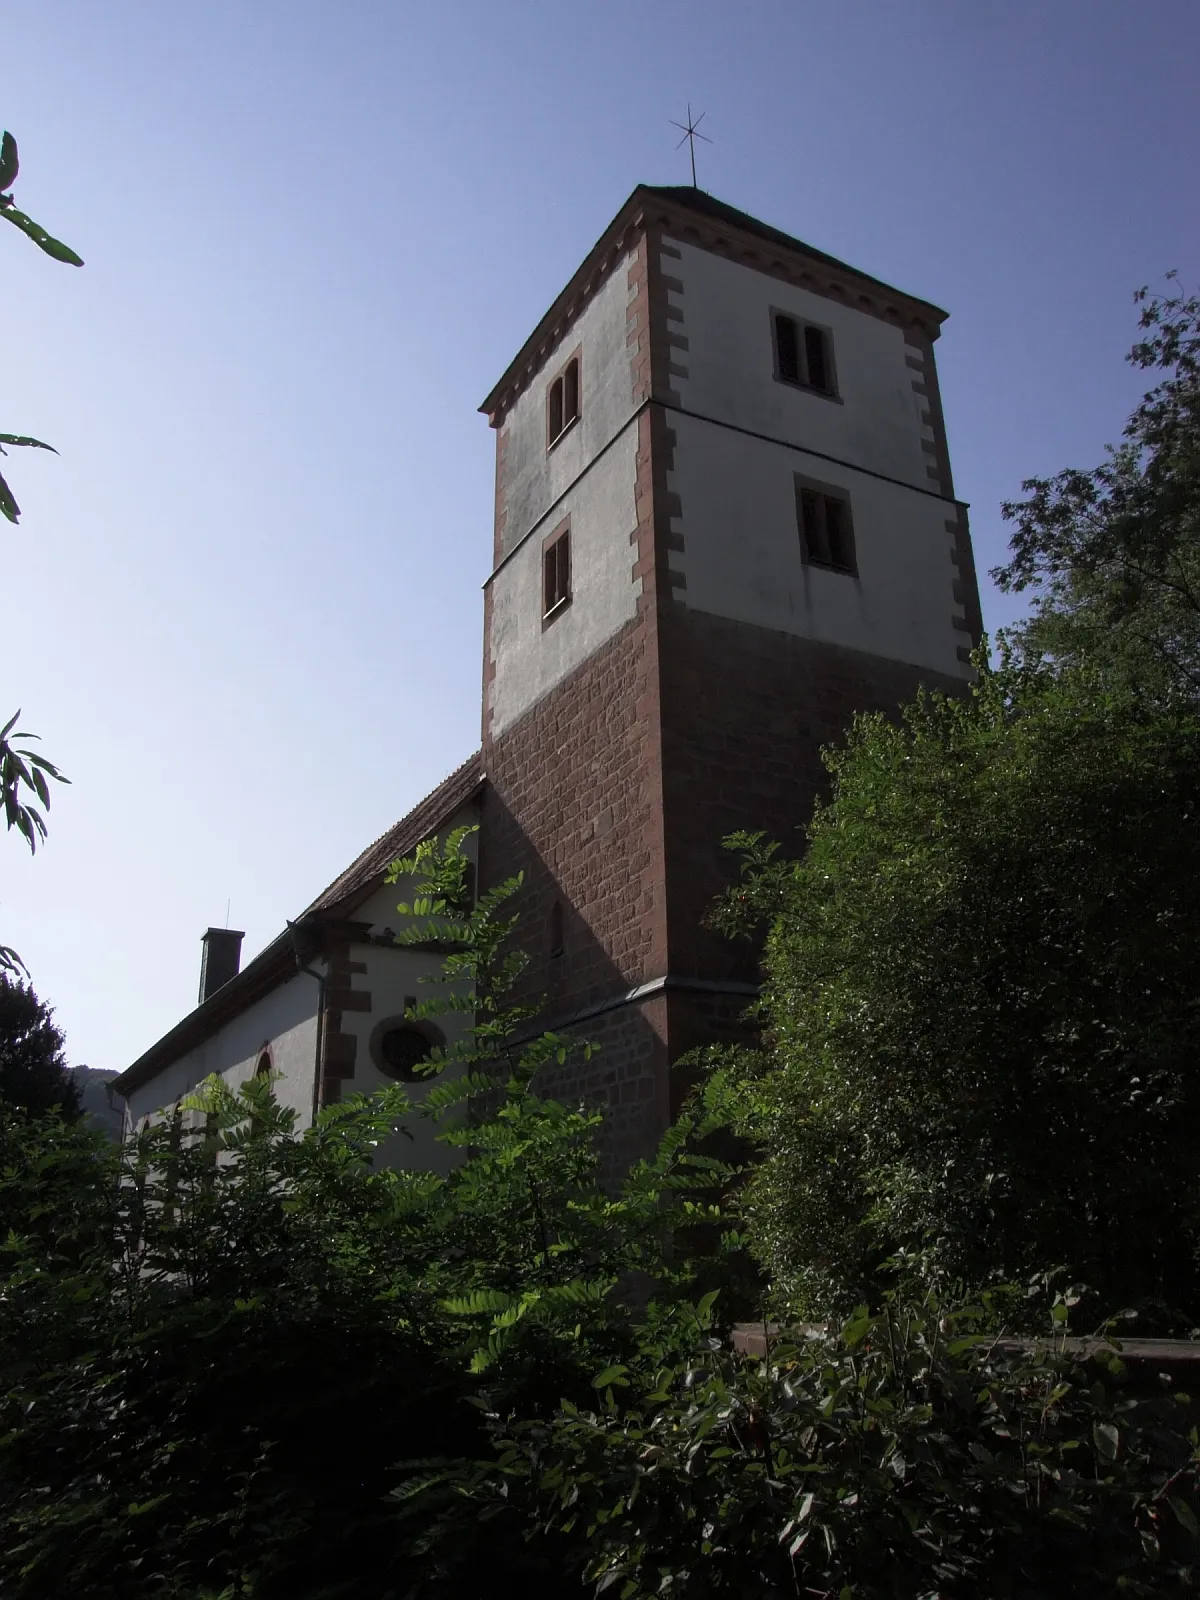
[498,246,639,558]
[122,970,319,1136]
[661,237,968,678]
[665,411,967,677]
[665,238,936,490]
[122,811,481,1176]
[487,426,640,737]
[339,813,478,1177]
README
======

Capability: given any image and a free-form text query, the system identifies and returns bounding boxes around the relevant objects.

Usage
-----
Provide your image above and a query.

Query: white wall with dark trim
[497,244,640,559]
[664,237,937,490]
[487,423,640,737]
[122,970,319,1135]
[665,409,968,675]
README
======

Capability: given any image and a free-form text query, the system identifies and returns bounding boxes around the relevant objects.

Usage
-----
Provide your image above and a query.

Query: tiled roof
[303,751,484,915]
[114,752,484,1097]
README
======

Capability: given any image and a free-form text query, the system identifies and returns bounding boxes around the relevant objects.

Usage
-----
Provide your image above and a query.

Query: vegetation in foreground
[1,277,1198,1592]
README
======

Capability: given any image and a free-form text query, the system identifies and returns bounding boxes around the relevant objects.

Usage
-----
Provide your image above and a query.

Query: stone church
[114,184,980,1170]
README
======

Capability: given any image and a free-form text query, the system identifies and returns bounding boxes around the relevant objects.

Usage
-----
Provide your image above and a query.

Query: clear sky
[4,0,1198,1075]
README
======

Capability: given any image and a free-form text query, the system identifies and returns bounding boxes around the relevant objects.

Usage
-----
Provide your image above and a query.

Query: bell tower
[477,185,980,1170]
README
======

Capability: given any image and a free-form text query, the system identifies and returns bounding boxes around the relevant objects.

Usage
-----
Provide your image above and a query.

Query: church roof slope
[638,185,949,318]
[303,750,484,916]
[114,752,483,1099]
[479,182,948,422]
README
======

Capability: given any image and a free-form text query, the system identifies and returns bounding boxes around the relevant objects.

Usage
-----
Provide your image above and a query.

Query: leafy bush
[712,663,1200,1326]
[455,1285,1199,1598]
[0,833,740,1598]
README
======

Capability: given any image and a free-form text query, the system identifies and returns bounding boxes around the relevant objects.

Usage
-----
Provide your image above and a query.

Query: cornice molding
[479,185,949,428]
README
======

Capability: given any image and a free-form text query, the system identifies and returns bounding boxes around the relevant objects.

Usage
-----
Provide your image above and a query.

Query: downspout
[287,919,326,1128]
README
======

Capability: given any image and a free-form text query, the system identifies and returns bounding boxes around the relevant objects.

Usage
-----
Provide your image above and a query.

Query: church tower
[477,185,980,1170]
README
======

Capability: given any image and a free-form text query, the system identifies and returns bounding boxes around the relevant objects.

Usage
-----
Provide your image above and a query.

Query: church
[114,183,981,1170]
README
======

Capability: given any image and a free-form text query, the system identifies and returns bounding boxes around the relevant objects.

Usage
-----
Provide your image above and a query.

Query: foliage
[711,661,1200,1326]
[0,973,79,1115]
[0,710,69,975]
[0,831,741,1598]
[995,277,1200,702]
[0,129,82,525]
[1,130,77,976]
[467,1284,1200,1598]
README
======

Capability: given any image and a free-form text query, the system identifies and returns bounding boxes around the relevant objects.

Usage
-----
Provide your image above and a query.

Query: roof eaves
[113,926,303,1098]
[114,752,485,1100]
[302,751,485,917]
[479,184,949,425]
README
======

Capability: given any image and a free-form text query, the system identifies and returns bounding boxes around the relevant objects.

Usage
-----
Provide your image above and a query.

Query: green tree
[715,663,1200,1326]
[1,839,1194,1598]
[0,830,739,1598]
[995,278,1200,701]
[0,974,79,1116]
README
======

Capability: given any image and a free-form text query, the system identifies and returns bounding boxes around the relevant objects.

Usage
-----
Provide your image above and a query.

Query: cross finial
[669,104,711,189]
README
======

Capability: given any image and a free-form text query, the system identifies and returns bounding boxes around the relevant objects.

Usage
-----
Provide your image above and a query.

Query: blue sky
[4,0,1198,1073]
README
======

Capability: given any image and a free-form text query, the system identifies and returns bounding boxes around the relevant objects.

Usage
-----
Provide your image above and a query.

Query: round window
[376,1025,434,1083]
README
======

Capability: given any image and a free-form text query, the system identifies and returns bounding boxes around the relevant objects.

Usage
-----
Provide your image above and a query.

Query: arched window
[563,357,580,426]
[255,1050,272,1078]
[546,350,582,448]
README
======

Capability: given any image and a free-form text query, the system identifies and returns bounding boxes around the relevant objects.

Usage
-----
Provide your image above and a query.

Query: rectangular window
[774,313,800,385]
[543,526,571,617]
[804,324,830,393]
[795,477,856,575]
[773,312,837,397]
[547,352,582,448]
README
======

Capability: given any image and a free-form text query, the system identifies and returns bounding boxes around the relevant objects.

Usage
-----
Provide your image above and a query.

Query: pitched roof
[114,753,484,1099]
[302,750,484,916]
[640,185,949,317]
[479,182,948,422]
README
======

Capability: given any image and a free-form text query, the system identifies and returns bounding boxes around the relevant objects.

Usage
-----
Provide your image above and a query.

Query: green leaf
[0,433,57,453]
[1,205,84,265]
[1168,1495,1199,1537]
[592,1365,629,1390]
[1093,1421,1119,1461]
[0,131,19,192]
[696,1288,720,1324]
[0,467,20,523]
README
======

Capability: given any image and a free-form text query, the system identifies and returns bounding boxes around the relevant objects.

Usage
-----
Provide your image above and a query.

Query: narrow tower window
[543,525,571,618]
[773,312,837,396]
[547,351,582,447]
[796,477,856,575]
[549,900,564,960]
[804,324,831,393]
[774,313,800,384]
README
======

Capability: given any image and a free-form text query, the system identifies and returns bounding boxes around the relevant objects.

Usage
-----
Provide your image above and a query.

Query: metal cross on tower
[669,104,711,189]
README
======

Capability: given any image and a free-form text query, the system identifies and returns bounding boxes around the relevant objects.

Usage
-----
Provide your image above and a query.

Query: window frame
[546,347,583,450]
[542,518,572,625]
[770,308,841,401]
[794,473,858,577]
[368,1014,446,1083]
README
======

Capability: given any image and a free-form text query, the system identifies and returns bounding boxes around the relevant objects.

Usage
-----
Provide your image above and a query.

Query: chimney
[199,927,245,1005]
